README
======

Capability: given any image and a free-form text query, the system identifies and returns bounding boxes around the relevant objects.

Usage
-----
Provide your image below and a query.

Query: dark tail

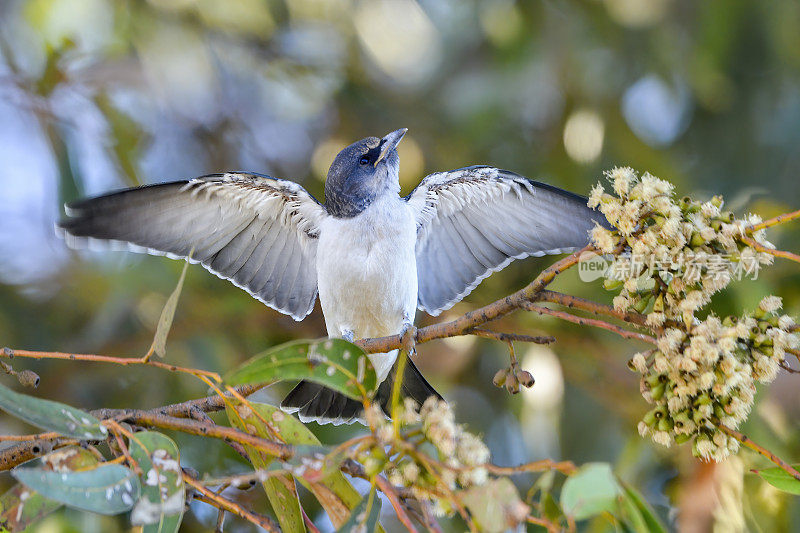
[280,358,442,425]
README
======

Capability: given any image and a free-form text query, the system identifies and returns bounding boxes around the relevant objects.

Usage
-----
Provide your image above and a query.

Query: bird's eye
[359,156,370,165]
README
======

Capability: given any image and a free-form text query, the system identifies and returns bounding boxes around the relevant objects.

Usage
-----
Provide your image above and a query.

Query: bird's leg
[399,314,417,357]
[340,328,355,343]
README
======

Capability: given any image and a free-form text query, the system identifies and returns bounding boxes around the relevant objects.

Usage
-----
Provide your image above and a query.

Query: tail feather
[280,357,442,425]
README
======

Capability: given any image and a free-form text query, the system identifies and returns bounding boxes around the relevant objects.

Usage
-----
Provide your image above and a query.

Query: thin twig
[467,329,555,344]
[522,303,658,344]
[184,471,280,532]
[375,475,419,533]
[719,423,800,482]
[738,235,800,264]
[1,348,221,382]
[486,459,577,476]
[747,209,800,232]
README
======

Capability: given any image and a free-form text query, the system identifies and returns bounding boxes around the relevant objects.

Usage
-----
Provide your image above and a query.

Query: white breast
[316,195,418,380]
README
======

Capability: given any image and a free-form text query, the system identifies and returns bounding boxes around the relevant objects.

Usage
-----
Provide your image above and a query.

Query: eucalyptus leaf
[127,431,185,533]
[560,462,622,521]
[148,253,191,358]
[461,478,530,533]
[757,465,800,495]
[621,483,667,533]
[0,381,106,440]
[337,486,381,533]
[12,462,140,515]
[226,401,306,533]
[0,447,99,532]
[226,400,368,530]
[226,339,377,400]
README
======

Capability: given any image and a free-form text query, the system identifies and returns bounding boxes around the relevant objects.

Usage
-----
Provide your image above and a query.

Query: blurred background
[1,0,799,531]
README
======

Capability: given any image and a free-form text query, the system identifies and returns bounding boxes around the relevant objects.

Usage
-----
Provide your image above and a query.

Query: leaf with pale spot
[226,339,377,400]
[127,431,185,533]
[12,460,140,515]
[0,447,99,531]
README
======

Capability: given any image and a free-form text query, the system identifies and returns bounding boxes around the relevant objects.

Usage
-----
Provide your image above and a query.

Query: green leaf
[757,465,800,495]
[127,431,185,533]
[226,339,377,400]
[461,478,530,533]
[560,462,623,521]
[337,486,381,533]
[620,483,667,533]
[226,400,368,530]
[226,401,306,533]
[148,254,191,358]
[0,381,107,440]
[0,447,99,532]
[12,461,140,515]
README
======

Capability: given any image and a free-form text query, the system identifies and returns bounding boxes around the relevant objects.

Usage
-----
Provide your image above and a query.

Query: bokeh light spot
[563,109,605,164]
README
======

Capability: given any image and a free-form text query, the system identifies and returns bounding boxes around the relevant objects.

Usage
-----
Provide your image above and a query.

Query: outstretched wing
[406,166,606,315]
[58,172,327,320]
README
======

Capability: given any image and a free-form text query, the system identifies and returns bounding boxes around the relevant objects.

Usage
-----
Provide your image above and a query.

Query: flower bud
[492,368,508,388]
[515,369,535,388]
[674,433,692,444]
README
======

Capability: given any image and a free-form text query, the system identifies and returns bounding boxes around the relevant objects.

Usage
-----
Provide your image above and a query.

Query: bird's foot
[399,322,417,357]
[341,328,355,343]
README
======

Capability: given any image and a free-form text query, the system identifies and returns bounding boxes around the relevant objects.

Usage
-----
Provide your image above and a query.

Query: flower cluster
[588,168,798,461]
[366,397,490,515]
[589,167,774,327]
[634,297,798,460]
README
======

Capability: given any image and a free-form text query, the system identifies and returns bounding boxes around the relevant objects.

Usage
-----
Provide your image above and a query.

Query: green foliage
[226,339,378,400]
[11,454,140,515]
[147,255,191,359]
[127,431,185,533]
[0,446,98,532]
[226,400,365,530]
[560,462,622,521]
[338,486,382,533]
[757,466,800,495]
[0,381,106,440]
[461,478,529,533]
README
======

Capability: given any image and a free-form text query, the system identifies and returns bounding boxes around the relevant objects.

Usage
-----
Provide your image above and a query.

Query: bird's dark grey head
[324,128,407,218]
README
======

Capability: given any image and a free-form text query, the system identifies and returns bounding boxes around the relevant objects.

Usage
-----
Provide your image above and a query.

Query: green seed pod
[694,393,712,406]
[714,404,727,420]
[650,381,666,401]
[760,346,774,357]
[657,417,674,432]
[689,232,706,248]
[603,278,623,291]
[692,410,707,425]
[710,195,724,208]
[646,371,665,388]
[643,408,659,426]
[364,456,386,478]
[675,433,692,444]
[633,296,651,314]
[653,293,665,313]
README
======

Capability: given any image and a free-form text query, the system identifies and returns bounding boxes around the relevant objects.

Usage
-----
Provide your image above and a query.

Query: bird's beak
[375,128,407,167]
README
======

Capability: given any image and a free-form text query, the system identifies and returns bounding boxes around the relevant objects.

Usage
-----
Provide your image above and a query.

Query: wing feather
[407,166,607,315]
[58,172,326,320]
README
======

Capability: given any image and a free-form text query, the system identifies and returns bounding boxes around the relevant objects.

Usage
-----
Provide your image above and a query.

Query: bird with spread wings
[59,129,605,424]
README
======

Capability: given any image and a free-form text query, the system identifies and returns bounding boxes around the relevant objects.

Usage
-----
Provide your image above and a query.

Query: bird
[58,128,606,425]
